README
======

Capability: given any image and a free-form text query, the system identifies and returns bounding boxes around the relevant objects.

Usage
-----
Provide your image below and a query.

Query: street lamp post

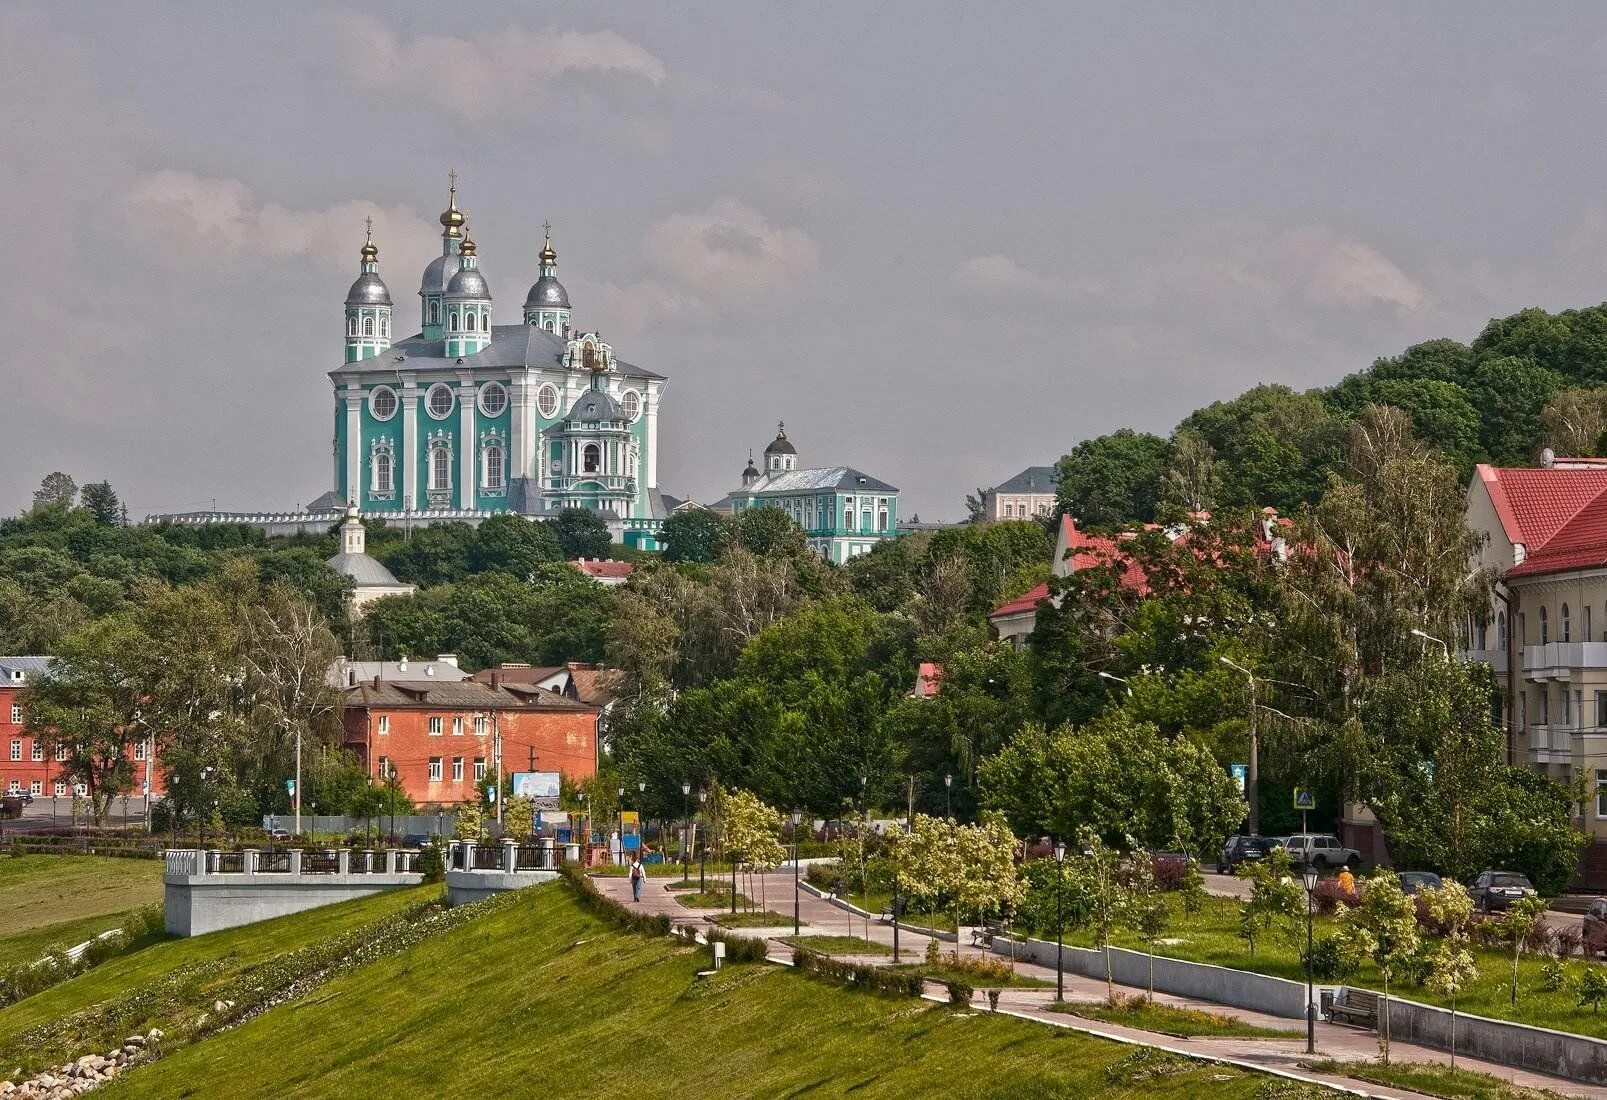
[1303,866,1318,1054]
[1411,628,1450,661]
[637,780,646,857]
[698,789,708,892]
[680,781,691,886]
[1097,671,1133,697]
[944,773,952,820]
[1220,657,1260,836]
[1054,841,1067,1003]
[790,809,802,936]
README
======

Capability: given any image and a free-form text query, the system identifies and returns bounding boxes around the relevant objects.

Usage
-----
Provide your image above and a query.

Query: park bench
[970,918,1007,948]
[1328,988,1380,1030]
[878,898,908,924]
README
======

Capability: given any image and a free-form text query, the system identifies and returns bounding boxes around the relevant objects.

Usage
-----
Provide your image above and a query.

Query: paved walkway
[596,871,1607,1100]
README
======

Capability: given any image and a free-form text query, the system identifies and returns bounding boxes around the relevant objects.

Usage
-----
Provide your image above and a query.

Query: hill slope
[105,883,1285,1100]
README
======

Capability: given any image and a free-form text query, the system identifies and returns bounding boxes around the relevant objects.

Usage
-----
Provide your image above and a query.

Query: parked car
[1281,834,1362,871]
[402,833,433,849]
[1398,871,1442,896]
[267,828,291,842]
[1216,835,1274,874]
[1584,898,1607,954]
[1469,870,1537,912]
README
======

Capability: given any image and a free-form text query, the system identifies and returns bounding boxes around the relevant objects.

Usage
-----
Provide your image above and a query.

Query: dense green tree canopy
[1054,429,1169,528]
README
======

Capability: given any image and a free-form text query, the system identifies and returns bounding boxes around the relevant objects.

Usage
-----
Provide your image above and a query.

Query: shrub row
[560,863,672,937]
[791,947,926,998]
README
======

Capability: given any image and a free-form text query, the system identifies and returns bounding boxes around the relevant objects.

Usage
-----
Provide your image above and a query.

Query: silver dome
[524,275,570,310]
[420,253,457,296]
[567,389,625,423]
[327,550,406,588]
[445,266,491,299]
[346,272,393,307]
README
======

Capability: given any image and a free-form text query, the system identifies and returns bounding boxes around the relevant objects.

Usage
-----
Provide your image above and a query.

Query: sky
[4,2,1607,522]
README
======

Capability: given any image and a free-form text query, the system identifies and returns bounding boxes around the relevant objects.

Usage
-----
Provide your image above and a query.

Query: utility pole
[494,711,504,824]
[1220,657,1260,836]
[292,720,302,837]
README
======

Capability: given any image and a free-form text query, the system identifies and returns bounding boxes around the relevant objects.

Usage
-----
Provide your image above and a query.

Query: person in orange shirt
[1336,865,1356,896]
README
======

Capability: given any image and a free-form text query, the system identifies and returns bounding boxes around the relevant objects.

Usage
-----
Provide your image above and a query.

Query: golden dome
[539,242,557,265]
[459,235,477,256]
[360,224,378,262]
[440,172,465,233]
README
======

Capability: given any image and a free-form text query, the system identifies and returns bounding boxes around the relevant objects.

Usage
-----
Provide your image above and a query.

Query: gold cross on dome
[542,220,552,243]
[364,215,373,237]
[448,167,458,193]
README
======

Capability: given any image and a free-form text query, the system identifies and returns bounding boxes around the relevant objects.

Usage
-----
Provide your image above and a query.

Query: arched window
[483,445,504,490]
[363,316,374,337]
[429,302,440,325]
[1498,610,1508,651]
[1540,606,1550,645]
[373,451,393,493]
[1563,603,1572,642]
[430,447,451,491]
[466,312,476,332]
[583,443,601,473]
[449,312,459,333]
[347,315,357,336]
[544,320,555,332]
[380,316,389,337]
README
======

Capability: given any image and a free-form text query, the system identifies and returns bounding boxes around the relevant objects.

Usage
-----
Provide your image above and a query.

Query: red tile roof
[571,559,635,579]
[1480,463,1607,578]
[910,662,945,698]
[991,581,1051,619]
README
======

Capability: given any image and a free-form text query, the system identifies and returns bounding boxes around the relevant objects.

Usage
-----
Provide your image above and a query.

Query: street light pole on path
[1097,671,1133,697]
[1054,841,1067,1003]
[944,773,952,820]
[680,782,691,886]
[791,809,802,936]
[698,789,707,892]
[1303,866,1318,1054]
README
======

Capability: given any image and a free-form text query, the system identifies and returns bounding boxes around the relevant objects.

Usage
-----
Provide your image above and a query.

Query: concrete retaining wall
[992,936,1318,1020]
[445,869,558,906]
[164,874,420,937]
[1373,992,1607,1086]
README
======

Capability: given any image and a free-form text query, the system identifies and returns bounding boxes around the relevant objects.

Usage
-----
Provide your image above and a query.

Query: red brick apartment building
[341,678,599,806]
[1,656,164,799]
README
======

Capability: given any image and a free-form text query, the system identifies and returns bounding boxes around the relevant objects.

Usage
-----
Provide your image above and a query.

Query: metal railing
[515,845,550,870]
[472,846,506,871]
[302,850,339,874]
[258,850,292,873]
[213,851,244,874]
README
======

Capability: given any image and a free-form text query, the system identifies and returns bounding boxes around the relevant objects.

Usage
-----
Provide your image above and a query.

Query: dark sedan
[1398,871,1442,896]
[1217,835,1274,874]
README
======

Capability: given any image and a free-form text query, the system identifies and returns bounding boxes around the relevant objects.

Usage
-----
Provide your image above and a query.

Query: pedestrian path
[593,871,1607,1099]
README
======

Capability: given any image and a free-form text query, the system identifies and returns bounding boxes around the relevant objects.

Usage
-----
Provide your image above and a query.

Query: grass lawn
[713,910,794,929]
[784,934,892,956]
[1307,1058,1569,1099]
[675,890,752,910]
[0,855,162,939]
[104,883,1292,1099]
[1055,1000,1302,1039]
[1056,894,1607,1039]
[889,962,1053,989]
[0,885,435,1065]
[840,888,956,932]
[0,910,154,969]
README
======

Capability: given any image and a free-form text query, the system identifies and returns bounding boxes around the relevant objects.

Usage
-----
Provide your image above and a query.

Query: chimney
[398,656,408,673]
[438,653,459,668]
[491,671,503,690]
[372,673,381,689]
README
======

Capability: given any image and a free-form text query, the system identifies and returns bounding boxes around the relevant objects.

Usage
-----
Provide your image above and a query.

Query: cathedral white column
[509,374,531,483]
[458,379,476,506]
[401,383,419,512]
[343,386,363,504]
[645,385,660,489]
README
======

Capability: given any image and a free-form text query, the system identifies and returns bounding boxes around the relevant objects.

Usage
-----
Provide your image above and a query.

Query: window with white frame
[429,302,440,325]
[474,715,487,737]
[465,312,476,332]
[879,509,888,531]
[29,779,40,796]
[73,782,86,796]
[378,715,389,735]
[430,447,451,491]
[1598,770,1607,817]
[348,315,358,336]
[1564,604,1572,642]
[1541,606,1550,645]
[377,754,390,777]
[1564,689,1573,726]
[428,716,443,736]
[369,385,398,421]
[428,757,443,782]
[381,316,389,337]
[55,745,68,762]
[31,741,43,762]
[133,741,145,761]
[9,740,18,761]
[452,757,464,781]
[9,704,20,724]
[363,316,374,337]
[53,780,66,797]
[449,312,459,332]
[373,449,393,494]
[473,758,486,781]
[452,716,463,736]
[482,444,505,490]
[1540,689,1551,725]
[478,382,508,417]
[426,383,455,419]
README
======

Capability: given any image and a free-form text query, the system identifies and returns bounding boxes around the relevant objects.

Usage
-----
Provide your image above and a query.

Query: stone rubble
[0,1030,160,1097]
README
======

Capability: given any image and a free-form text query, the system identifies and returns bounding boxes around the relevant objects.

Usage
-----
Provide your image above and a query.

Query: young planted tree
[1236,847,1304,960]
[1419,881,1477,1066]
[1073,828,1131,1004]
[724,789,785,914]
[1338,871,1420,1065]
[1496,895,1551,1007]
[1579,966,1607,1015]
[503,795,535,840]
[1127,854,1168,1000]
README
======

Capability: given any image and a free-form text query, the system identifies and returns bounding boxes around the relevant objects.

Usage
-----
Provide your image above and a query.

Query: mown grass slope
[108,883,1288,1100]
[0,885,433,1052]
[0,855,162,941]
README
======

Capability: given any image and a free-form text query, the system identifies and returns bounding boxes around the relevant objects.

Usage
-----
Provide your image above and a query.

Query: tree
[554,508,611,560]
[1539,387,1607,457]
[1236,847,1303,960]
[732,507,807,558]
[1420,881,1476,1066]
[1178,384,1345,513]
[964,489,987,523]
[1163,429,1217,513]
[1579,967,1607,1015]
[78,481,123,526]
[1496,895,1550,1008]
[1070,828,1130,1003]
[1054,429,1170,528]
[723,788,786,913]
[885,813,1021,952]
[455,799,484,840]
[1337,871,1419,1064]
[468,514,562,577]
[32,471,77,510]
[20,616,149,824]
[503,794,535,839]
[1127,852,1168,999]
[660,508,731,564]
[1465,355,1565,466]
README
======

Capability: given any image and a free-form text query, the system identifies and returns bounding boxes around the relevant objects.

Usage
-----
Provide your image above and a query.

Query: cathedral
[311,179,669,548]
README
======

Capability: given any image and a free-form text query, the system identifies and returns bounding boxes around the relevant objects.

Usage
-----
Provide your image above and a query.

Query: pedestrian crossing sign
[1292,788,1316,811]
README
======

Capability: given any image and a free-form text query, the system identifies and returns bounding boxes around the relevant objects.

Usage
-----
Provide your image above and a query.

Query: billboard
[511,771,561,809]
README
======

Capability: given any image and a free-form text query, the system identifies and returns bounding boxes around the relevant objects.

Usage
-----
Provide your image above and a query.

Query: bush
[1557,925,1584,959]
[704,928,769,964]
[946,979,974,1006]
[417,838,446,884]
[930,951,1014,984]
[1539,959,1570,994]
[1302,934,1362,982]
[803,862,844,894]
[1150,855,1190,892]
[560,864,671,937]
[1312,878,1358,915]
[790,948,924,997]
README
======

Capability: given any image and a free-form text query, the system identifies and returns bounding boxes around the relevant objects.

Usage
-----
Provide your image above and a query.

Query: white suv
[1282,834,1361,871]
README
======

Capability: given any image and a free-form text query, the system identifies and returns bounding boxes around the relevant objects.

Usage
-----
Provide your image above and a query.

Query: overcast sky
[5,2,1607,522]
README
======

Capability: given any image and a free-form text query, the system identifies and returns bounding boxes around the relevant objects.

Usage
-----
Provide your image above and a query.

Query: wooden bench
[1328,989,1380,1030]
[970,918,1007,948]
[877,898,908,924]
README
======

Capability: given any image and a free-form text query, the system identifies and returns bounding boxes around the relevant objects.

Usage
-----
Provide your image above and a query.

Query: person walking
[1336,864,1356,897]
[629,853,646,903]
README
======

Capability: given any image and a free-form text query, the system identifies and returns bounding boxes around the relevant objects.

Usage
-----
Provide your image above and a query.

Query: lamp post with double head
[680,781,692,885]
[1303,866,1319,1053]
[1054,841,1067,1002]
[790,809,802,935]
